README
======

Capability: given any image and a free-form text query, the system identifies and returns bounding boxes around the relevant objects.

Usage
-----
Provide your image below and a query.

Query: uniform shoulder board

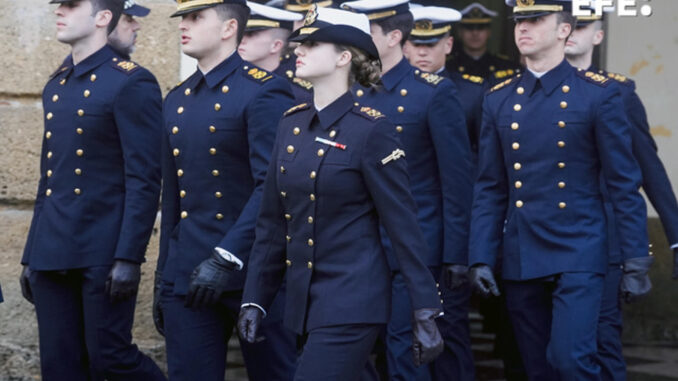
[605,71,634,86]
[284,103,310,116]
[243,67,274,83]
[489,77,515,93]
[292,77,313,90]
[493,69,516,80]
[576,69,611,87]
[416,71,445,86]
[112,60,141,75]
[357,106,385,120]
[462,73,484,85]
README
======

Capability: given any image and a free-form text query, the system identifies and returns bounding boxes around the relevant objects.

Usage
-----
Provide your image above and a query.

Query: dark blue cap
[506,0,572,20]
[124,0,150,17]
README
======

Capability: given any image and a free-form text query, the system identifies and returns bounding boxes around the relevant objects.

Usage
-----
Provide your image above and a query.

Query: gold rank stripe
[513,5,563,13]
[411,25,452,37]
[366,10,397,20]
[577,15,603,21]
[299,27,319,35]
[247,19,281,28]
[176,0,223,12]
[460,18,492,24]
[285,0,332,12]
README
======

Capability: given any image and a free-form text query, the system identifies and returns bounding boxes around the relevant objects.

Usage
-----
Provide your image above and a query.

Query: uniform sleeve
[216,78,294,260]
[427,81,473,265]
[21,138,49,265]
[111,70,163,263]
[468,95,509,269]
[595,83,649,260]
[158,118,180,273]
[361,120,440,310]
[241,133,287,310]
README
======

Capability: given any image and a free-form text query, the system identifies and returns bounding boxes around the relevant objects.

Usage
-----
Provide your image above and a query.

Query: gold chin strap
[366,10,397,20]
[176,0,224,12]
[247,19,282,28]
[513,5,564,13]
[460,18,492,24]
[411,25,452,37]
[285,0,332,12]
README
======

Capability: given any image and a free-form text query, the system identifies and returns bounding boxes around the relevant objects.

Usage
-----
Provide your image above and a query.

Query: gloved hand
[412,308,444,367]
[19,266,34,304]
[153,271,164,336]
[672,248,678,280]
[442,264,468,290]
[469,265,500,298]
[185,250,237,309]
[106,260,141,302]
[620,256,654,303]
[237,306,264,343]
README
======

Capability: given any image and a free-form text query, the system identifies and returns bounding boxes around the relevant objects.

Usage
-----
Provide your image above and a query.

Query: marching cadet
[339,0,473,380]
[239,1,312,100]
[19,0,166,380]
[155,0,296,379]
[565,6,678,381]
[404,5,486,159]
[446,2,521,83]
[108,0,150,58]
[469,0,653,379]
[237,6,444,379]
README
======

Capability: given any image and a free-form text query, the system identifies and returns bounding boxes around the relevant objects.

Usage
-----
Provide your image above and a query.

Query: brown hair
[336,45,381,87]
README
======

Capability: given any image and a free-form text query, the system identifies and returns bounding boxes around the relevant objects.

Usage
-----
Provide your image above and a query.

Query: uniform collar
[72,44,117,78]
[520,59,572,96]
[380,57,412,91]
[202,51,243,89]
[316,92,354,130]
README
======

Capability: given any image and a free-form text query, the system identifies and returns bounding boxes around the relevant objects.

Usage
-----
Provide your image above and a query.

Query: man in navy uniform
[238,1,312,100]
[340,1,473,380]
[565,6,678,380]
[19,1,166,380]
[108,0,150,58]
[447,2,521,83]
[155,0,296,379]
[469,1,653,379]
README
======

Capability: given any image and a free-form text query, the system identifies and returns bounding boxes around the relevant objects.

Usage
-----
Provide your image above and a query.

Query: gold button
[515,181,522,189]
[400,89,408,96]
[209,125,216,133]
[76,149,84,157]
[90,74,97,82]
[214,103,221,111]
[514,162,522,170]
[208,147,216,155]
[46,112,53,120]
[558,162,566,169]
[396,126,403,133]
[307,261,313,269]
[59,79,66,85]
[177,169,184,177]
[514,104,522,111]
[76,128,83,135]
[47,151,53,159]
[212,169,220,176]
[558,141,565,148]
[74,188,81,195]
[355,102,360,107]
[181,211,188,219]
[415,69,421,74]
[560,101,568,109]
[177,106,184,114]
[83,90,90,98]
[172,126,179,134]
[309,193,316,201]
[280,166,286,174]
[173,148,180,157]
[222,85,229,93]
[286,259,292,267]
[77,109,84,117]
[243,65,249,70]
[512,142,520,150]
[517,87,525,95]
[293,127,301,135]
[285,214,292,220]
[511,122,519,130]
[558,121,566,128]
[558,182,566,189]
[307,216,314,224]
[74,168,82,175]
[317,149,324,157]
[280,191,287,198]
[52,94,59,102]
[46,131,52,139]
[307,239,314,247]
[47,170,53,177]
[215,191,222,198]
[329,130,337,138]
[46,189,52,196]
[397,106,404,113]
[516,200,524,208]
[180,190,186,198]
[562,85,570,93]
[559,202,567,209]
[356,89,364,97]
[286,236,291,243]
[216,213,224,220]
[287,145,294,154]
[184,88,191,96]
[310,171,316,179]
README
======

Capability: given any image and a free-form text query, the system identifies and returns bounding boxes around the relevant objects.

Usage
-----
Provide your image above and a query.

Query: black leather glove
[185,250,238,309]
[237,306,264,343]
[153,271,164,336]
[106,260,141,302]
[469,265,500,298]
[412,308,444,367]
[442,264,468,290]
[620,256,654,303]
[19,266,34,304]
[672,248,678,280]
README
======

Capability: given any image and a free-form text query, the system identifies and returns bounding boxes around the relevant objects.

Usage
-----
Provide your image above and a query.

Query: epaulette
[357,106,385,120]
[462,73,484,85]
[416,71,445,86]
[489,77,516,93]
[112,60,141,75]
[576,69,611,87]
[601,70,634,86]
[494,69,517,80]
[243,67,274,83]
[284,103,309,116]
[292,77,313,90]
